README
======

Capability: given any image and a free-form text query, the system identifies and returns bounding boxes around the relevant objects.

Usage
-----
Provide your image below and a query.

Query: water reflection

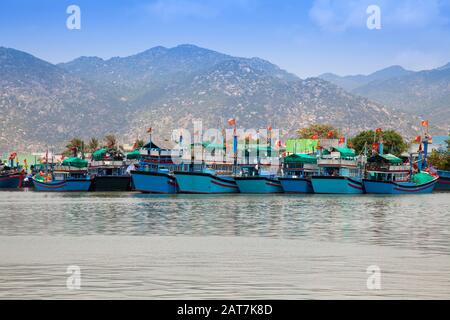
[0,192,449,254]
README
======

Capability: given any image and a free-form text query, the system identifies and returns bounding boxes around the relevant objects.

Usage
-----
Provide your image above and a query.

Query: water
[0,190,449,299]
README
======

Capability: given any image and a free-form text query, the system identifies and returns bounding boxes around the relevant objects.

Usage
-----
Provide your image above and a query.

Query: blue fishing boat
[235,165,283,193]
[279,154,318,194]
[363,149,438,194]
[311,147,365,194]
[436,170,450,191]
[130,141,179,194]
[0,172,24,189]
[32,157,92,192]
[175,164,238,194]
[0,156,24,189]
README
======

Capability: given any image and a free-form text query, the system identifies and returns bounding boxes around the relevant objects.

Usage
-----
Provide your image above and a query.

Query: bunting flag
[227,118,236,126]
[421,120,429,127]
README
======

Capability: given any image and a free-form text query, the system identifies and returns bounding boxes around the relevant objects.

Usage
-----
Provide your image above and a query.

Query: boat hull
[311,176,364,194]
[174,172,238,194]
[436,171,450,191]
[235,177,283,194]
[32,178,92,192]
[91,176,131,191]
[131,171,177,194]
[0,173,23,189]
[363,178,438,194]
[279,177,314,193]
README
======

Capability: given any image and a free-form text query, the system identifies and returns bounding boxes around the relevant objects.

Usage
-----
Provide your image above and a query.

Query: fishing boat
[89,148,131,191]
[279,153,318,194]
[435,170,450,191]
[32,157,92,192]
[130,141,179,194]
[0,155,24,189]
[175,162,238,194]
[234,165,283,193]
[311,147,365,194]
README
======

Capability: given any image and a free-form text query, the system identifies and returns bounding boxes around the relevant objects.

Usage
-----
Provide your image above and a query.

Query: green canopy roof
[126,150,141,160]
[284,153,317,164]
[61,157,88,168]
[333,147,356,157]
[92,148,108,161]
[368,153,402,164]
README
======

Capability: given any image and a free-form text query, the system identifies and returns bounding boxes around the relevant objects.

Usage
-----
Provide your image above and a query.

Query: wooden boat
[279,154,318,194]
[435,170,450,191]
[0,157,24,189]
[32,157,92,192]
[234,165,283,193]
[0,171,24,189]
[89,148,131,191]
[311,147,365,194]
[362,153,438,194]
[130,141,179,194]
[175,164,238,194]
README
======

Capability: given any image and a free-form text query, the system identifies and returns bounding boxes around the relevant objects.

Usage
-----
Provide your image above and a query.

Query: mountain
[0,47,128,153]
[319,66,414,91]
[320,64,450,129]
[1,45,421,153]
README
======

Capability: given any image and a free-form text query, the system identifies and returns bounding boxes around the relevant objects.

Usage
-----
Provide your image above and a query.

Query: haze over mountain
[320,65,450,128]
[0,44,426,153]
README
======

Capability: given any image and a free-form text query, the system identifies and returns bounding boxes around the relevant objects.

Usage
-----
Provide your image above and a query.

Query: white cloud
[309,0,449,32]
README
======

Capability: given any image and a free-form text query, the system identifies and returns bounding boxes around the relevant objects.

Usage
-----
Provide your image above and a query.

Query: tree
[104,134,117,149]
[64,138,84,157]
[133,138,145,150]
[350,130,408,156]
[87,138,99,153]
[297,124,341,139]
[428,133,450,170]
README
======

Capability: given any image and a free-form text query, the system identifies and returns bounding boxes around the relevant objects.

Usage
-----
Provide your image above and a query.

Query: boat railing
[90,160,125,167]
[317,158,357,167]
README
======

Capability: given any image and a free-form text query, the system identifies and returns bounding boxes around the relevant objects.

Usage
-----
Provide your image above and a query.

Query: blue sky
[1,0,450,77]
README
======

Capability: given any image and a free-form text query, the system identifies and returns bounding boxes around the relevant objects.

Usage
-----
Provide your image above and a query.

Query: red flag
[338,137,345,144]
[227,118,236,126]
[312,134,319,139]
[267,125,273,132]
[375,128,382,134]
[415,135,421,143]
[327,131,334,138]
[147,127,153,133]
[421,120,429,127]
[372,143,379,151]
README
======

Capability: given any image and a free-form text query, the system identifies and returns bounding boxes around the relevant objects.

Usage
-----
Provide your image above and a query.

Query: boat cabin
[282,154,318,178]
[365,153,410,182]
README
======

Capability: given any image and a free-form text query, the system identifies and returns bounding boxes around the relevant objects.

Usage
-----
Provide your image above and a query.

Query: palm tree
[133,138,145,150]
[104,134,118,149]
[87,138,100,153]
[64,138,84,157]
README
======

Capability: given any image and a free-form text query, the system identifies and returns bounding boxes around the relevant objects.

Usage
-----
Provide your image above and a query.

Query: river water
[0,190,449,299]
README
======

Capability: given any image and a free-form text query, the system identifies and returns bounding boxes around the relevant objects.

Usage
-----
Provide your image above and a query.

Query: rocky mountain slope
[1,45,422,153]
[320,65,450,129]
